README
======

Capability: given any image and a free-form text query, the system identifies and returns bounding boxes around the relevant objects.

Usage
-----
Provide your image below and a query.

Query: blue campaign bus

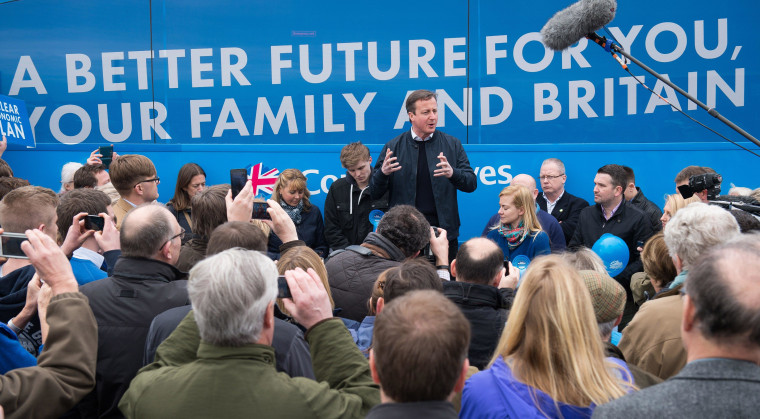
[2,0,758,240]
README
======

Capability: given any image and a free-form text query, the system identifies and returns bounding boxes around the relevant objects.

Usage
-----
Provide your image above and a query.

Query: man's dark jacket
[630,187,663,232]
[0,265,41,356]
[592,359,760,418]
[326,232,406,322]
[324,174,388,251]
[369,130,476,240]
[443,281,513,370]
[569,201,654,296]
[78,256,189,419]
[537,191,589,244]
[366,401,458,419]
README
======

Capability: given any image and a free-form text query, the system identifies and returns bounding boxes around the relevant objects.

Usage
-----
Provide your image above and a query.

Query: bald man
[78,204,189,418]
[481,174,566,252]
[443,238,517,369]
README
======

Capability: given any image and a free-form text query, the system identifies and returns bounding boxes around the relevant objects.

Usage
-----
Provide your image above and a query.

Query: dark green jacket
[119,312,379,418]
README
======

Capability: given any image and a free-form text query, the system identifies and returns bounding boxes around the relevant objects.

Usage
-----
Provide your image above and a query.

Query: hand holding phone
[277,275,292,299]
[0,232,28,259]
[84,215,105,231]
[230,169,248,199]
[99,145,114,170]
[252,201,272,220]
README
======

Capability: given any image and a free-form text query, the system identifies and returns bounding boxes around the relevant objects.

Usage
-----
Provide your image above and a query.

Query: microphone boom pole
[587,33,760,148]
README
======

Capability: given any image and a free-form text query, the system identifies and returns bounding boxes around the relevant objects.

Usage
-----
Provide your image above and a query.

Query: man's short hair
[73,164,106,189]
[0,159,13,177]
[109,154,157,196]
[685,234,760,348]
[621,166,635,185]
[373,290,470,402]
[120,204,174,258]
[0,177,30,201]
[383,259,442,303]
[541,158,565,174]
[339,142,370,169]
[405,89,437,114]
[376,205,430,257]
[455,238,503,285]
[0,186,58,233]
[189,248,278,346]
[597,164,628,190]
[663,202,740,269]
[674,165,714,184]
[207,221,268,255]
[190,185,229,239]
[56,189,111,241]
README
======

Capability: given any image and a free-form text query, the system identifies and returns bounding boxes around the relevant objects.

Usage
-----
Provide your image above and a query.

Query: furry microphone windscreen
[541,0,617,51]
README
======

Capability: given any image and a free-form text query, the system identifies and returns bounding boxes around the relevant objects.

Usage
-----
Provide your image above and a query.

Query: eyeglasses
[167,228,186,243]
[134,177,160,187]
[539,174,565,181]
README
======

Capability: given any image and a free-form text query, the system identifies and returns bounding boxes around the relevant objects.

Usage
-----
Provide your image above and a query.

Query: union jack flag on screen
[248,163,279,196]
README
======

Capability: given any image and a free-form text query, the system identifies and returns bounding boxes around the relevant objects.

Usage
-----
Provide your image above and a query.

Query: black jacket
[569,201,655,296]
[366,401,458,419]
[78,257,189,419]
[326,233,406,322]
[537,190,589,244]
[323,174,388,251]
[630,187,663,232]
[0,265,41,356]
[443,281,513,370]
[268,205,328,259]
[369,130,477,239]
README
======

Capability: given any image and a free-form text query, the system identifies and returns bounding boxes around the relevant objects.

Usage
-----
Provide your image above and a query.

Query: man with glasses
[78,204,189,418]
[536,158,589,244]
[109,154,160,229]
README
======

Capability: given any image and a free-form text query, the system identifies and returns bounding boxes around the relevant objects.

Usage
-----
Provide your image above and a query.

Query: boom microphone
[541,0,617,51]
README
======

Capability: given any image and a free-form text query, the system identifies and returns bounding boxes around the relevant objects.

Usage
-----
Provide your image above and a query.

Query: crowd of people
[1,90,760,418]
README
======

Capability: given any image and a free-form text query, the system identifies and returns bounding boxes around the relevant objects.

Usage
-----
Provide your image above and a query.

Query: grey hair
[560,247,607,274]
[598,319,617,339]
[188,248,278,346]
[541,158,565,174]
[663,202,740,269]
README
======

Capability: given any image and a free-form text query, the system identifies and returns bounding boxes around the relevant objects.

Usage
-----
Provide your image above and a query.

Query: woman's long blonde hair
[490,255,633,408]
[276,246,333,316]
[664,193,700,215]
[499,185,542,233]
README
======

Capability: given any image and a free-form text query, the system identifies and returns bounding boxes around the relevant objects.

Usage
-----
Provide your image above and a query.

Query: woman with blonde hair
[461,255,634,418]
[268,168,328,258]
[659,193,699,229]
[276,246,334,317]
[486,185,550,262]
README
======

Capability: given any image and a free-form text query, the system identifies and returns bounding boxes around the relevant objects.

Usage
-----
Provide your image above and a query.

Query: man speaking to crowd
[370,90,477,262]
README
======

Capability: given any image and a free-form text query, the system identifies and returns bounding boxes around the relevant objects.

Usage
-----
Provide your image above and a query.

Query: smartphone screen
[99,145,114,170]
[0,233,28,259]
[85,215,105,231]
[230,169,248,198]
[277,275,292,299]
[503,259,510,275]
[252,201,271,220]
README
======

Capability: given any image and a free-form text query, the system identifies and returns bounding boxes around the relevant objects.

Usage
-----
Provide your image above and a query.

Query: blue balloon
[591,233,630,277]
[368,210,384,232]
